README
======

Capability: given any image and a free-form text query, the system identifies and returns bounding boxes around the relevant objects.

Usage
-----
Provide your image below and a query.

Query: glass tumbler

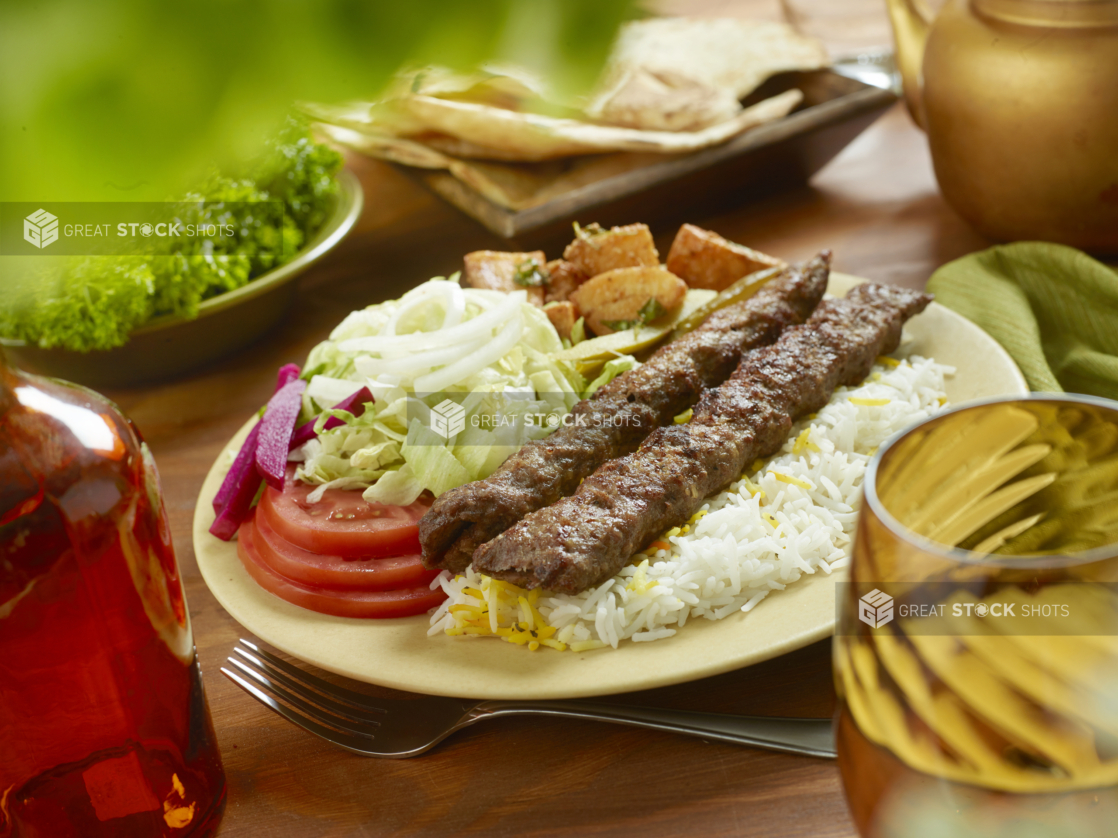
[835,394,1118,838]
[0,351,226,837]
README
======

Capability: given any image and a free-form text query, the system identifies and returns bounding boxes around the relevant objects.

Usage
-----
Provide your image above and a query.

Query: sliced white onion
[462,288,508,306]
[353,338,486,379]
[414,312,523,394]
[441,282,466,329]
[456,291,498,313]
[337,292,525,354]
[306,375,365,406]
[383,282,457,337]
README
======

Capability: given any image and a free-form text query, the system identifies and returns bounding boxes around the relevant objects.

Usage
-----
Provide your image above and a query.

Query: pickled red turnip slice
[210,364,302,541]
[209,422,263,540]
[288,386,374,450]
[275,364,301,389]
[211,364,301,516]
[210,368,374,541]
[256,377,307,491]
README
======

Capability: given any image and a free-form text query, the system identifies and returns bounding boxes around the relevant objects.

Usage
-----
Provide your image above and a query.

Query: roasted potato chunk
[570,266,687,336]
[543,301,579,341]
[665,224,784,291]
[463,250,547,306]
[562,223,659,278]
[544,259,588,304]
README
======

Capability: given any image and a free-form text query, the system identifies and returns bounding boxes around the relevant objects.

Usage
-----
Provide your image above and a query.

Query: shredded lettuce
[0,118,342,352]
[584,355,638,397]
[292,277,637,503]
[570,316,587,346]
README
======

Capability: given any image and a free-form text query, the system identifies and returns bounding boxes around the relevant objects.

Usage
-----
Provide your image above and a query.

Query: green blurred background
[0,0,634,203]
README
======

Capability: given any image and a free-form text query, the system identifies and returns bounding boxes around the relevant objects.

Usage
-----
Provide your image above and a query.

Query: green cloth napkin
[926,243,1118,399]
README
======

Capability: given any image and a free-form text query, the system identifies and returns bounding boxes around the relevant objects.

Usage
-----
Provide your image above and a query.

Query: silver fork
[222,639,835,759]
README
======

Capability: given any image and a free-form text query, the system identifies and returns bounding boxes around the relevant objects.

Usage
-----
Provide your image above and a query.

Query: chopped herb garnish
[513,258,548,287]
[637,296,667,323]
[572,221,606,241]
[602,296,667,332]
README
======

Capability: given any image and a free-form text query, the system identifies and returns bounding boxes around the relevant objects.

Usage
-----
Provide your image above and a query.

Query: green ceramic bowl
[2,169,363,389]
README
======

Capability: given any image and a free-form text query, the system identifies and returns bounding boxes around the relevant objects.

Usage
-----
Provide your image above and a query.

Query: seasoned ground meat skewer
[473,282,932,593]
[420,254,832,572]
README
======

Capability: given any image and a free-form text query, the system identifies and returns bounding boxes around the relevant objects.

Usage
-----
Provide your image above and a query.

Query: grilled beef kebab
[472,282,933,593]
[420,253,832,572]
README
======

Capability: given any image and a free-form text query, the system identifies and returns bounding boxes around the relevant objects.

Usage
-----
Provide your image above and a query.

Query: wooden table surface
[104,99,993,837]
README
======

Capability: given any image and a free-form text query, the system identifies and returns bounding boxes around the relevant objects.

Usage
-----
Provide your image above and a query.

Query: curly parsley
[1,118,342,352]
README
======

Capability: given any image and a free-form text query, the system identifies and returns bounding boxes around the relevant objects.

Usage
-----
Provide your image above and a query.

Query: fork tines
[223,639,386,747]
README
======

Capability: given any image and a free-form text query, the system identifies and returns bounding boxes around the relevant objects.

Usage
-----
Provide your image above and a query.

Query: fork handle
[467,701,835,759]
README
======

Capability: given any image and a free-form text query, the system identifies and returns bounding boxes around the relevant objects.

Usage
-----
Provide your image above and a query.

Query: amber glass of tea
[835,395,1118,838]
[0,353,225,837]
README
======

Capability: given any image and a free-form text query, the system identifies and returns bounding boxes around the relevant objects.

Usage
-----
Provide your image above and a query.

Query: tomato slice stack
[236,468,446,618]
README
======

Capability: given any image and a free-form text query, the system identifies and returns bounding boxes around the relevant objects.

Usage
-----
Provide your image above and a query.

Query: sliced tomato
[258,467,428,559]
[237,520,447,619]
[253,511,439,592]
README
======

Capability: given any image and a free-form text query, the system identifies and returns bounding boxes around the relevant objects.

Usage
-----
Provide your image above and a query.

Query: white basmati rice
[428,355,953,650]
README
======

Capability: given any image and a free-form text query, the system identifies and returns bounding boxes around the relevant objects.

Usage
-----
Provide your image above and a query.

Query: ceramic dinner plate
[193,273,1028,699]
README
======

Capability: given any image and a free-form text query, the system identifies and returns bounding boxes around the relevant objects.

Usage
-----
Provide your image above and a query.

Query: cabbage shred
[291,277,636,505]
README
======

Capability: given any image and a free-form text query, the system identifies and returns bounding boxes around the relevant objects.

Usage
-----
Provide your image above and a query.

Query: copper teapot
[887,0,1118,252]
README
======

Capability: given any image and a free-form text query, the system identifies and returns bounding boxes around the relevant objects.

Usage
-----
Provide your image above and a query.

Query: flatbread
[419,134,563,163]
[319,89,801,210]
[298,99,427,140]
[398,88,801,161]
[321,126,452,170]
[320,124,666,211]
[585,68,743,133]
[585,18,829,131]
[305,15,825,209]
